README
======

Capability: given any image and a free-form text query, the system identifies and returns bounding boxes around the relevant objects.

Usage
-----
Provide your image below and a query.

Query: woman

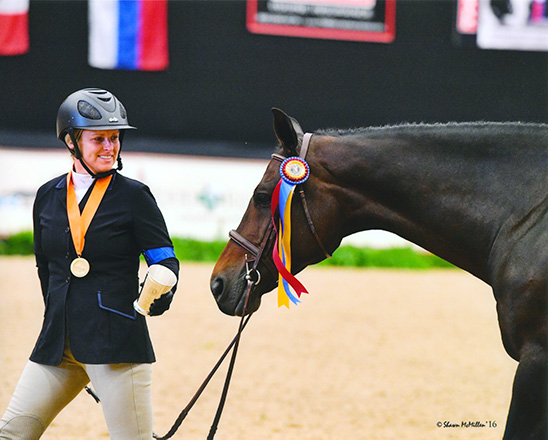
[0,88,179,439]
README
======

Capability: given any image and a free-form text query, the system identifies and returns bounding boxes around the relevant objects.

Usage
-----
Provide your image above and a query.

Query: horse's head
[210,109,342,316]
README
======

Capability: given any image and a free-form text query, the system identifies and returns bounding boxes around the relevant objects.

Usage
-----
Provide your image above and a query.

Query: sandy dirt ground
[1,257,516,439]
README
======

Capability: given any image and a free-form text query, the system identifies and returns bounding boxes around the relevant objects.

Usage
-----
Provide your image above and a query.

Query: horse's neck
[321,126,543,282]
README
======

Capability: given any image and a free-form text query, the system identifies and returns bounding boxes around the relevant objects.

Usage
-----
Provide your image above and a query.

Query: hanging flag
[271,157,310,308]
[0,0,29,56]
[88,0,168,71]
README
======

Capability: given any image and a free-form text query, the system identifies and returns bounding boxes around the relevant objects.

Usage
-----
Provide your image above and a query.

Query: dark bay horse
[210,109,547,440]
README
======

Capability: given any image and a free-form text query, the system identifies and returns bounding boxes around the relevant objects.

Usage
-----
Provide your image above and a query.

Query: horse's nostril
[211,276,225,299]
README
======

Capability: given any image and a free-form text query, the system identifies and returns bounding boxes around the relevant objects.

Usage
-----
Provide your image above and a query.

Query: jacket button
[65,227,70,233]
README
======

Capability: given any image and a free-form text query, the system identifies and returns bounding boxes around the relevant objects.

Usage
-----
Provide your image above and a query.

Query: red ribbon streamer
[271,180,309,301]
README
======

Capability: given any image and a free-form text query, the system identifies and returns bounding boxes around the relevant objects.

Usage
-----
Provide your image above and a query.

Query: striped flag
[0,0,29,56]
[89,0,168,71]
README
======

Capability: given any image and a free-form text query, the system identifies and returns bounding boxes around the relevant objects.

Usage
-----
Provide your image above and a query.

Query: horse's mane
[315,121,547,138]
[273,121,546,154]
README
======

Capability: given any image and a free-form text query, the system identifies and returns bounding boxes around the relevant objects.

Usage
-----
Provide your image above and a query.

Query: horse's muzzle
[210,272,262,316]
[210,273,235,315]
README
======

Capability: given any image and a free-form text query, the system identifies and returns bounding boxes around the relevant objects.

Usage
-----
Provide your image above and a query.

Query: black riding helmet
[56,88,136,178]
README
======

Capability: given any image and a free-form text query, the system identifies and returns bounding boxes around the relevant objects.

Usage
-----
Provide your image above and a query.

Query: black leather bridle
[228,133,331,292]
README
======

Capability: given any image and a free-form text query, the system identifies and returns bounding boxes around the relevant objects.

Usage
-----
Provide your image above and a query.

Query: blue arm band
[143,247,176,265]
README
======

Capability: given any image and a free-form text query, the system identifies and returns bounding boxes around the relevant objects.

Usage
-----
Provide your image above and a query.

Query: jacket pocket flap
[98,291,137,320]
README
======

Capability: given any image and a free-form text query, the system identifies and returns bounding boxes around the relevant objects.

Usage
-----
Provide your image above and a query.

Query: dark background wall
[0,0,546,158]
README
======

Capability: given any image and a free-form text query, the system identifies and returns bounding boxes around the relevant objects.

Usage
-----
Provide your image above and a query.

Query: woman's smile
[74,129,120,174]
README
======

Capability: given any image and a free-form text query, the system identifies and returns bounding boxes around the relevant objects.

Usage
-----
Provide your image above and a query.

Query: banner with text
[247,0,396,43]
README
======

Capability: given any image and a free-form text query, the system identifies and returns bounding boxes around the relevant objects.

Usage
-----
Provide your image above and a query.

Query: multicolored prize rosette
[271,157,310,308]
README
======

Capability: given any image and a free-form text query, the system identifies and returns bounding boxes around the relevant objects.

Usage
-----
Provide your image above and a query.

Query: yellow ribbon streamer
[277,186,295,308]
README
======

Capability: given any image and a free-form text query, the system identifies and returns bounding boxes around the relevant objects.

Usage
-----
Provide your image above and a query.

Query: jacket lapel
[55,174,68,212]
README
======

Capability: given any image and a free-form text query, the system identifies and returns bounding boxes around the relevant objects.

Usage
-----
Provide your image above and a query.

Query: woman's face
[73,129,120,175]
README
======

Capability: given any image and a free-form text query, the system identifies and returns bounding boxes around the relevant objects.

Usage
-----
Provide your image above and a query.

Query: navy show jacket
[30,172,179,365]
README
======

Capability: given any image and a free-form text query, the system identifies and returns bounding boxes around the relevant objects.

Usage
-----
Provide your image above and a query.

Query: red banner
[0,0,29,56]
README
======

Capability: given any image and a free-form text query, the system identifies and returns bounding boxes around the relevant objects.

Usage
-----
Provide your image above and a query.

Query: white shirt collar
[72,171,94,203]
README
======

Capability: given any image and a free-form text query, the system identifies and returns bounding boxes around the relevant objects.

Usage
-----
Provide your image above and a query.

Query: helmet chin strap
[77,157,119,179]
[67,128,124,179]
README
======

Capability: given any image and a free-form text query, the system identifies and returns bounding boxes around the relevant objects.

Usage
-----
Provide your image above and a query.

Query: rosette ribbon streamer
[271,156,310,308]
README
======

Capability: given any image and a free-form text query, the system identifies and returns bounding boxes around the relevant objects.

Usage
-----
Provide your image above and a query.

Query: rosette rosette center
[280,157,310,185]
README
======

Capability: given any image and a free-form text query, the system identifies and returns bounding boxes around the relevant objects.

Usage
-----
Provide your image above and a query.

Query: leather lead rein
[154,133,329,439]
[153,274,256,440]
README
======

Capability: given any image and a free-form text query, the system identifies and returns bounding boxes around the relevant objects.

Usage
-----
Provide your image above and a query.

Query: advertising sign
[0,148,409,247]
[247,0,396,43]
[457,0,548,51]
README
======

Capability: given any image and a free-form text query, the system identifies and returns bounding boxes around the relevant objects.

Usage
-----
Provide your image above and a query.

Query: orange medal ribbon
[66,171,112,277]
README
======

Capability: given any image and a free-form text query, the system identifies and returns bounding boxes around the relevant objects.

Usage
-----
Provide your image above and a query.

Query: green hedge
[171,237,227,262]
[0,233,454,269]
[0,231,34,255]
[318,245,454,269]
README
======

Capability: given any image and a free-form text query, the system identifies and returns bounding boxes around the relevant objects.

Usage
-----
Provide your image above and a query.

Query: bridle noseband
[228,132,331,293]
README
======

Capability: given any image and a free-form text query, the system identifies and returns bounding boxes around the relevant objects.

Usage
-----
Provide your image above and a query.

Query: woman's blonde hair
[64,129,83,156]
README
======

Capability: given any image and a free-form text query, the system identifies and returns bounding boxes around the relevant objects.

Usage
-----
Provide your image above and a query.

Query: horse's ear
[272,108,303,156]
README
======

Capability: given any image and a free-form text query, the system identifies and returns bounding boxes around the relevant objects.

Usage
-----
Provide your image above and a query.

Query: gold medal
[70,257,90,278]
[66,172,112,280]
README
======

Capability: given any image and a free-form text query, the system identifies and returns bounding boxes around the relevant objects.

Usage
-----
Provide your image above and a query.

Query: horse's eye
[254,192,271,206]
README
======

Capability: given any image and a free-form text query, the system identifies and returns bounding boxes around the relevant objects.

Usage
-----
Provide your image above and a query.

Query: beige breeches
[0,346,152,440]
